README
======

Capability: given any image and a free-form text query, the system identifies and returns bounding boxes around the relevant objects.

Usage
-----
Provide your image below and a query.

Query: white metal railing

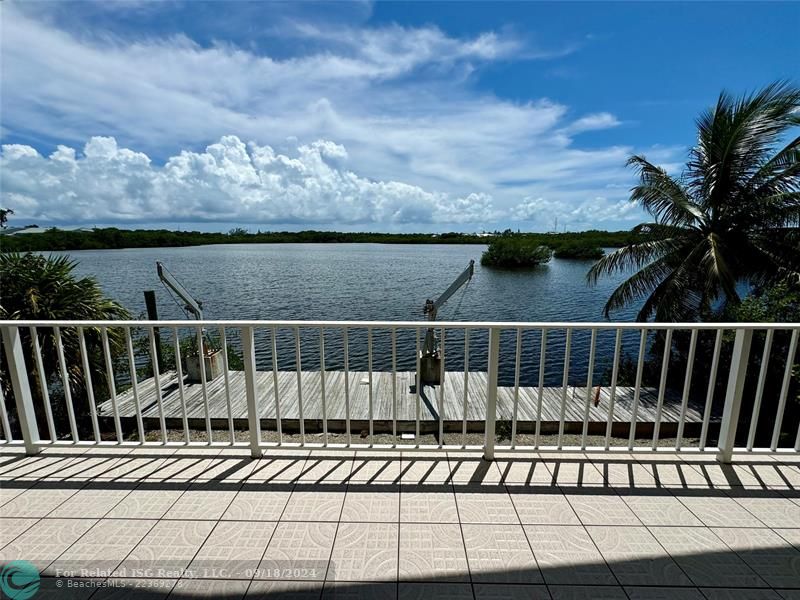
[0,320,798,463]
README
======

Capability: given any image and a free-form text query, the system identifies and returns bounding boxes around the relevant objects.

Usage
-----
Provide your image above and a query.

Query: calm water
[53,244,641,386]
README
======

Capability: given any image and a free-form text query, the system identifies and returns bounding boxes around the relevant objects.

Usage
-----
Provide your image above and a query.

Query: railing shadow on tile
[1,452,797,499]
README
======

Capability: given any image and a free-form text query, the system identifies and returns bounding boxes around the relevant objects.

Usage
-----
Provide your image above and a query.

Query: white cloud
[511,195,640,230]
[0,3,676,230]
[560,112,622,135]
[0,135,496,225]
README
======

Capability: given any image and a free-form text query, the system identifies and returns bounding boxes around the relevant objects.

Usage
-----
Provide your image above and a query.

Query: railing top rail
[2,319,798,330]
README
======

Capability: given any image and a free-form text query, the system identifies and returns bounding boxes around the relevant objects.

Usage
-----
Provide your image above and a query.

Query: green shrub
[480,237,552,268]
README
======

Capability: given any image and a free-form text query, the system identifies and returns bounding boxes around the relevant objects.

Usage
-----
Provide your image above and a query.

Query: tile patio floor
[1,447,799,599]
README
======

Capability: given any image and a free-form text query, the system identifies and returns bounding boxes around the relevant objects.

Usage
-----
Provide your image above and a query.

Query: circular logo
[0,561,40,600]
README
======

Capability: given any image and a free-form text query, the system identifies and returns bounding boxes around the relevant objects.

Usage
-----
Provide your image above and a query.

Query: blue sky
[1,1,798,232]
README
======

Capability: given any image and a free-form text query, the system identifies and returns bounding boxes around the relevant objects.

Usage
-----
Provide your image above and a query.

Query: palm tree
[588,81,800,321]
[0,253,130,437]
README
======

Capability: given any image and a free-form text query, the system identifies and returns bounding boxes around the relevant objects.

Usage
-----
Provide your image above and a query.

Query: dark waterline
[50,244,643,386]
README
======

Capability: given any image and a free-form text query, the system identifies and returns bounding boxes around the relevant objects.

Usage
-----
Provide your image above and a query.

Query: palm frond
[700,232,739,303]
[586,236,683,285]
[626,155,704,226]
[601,256,673,318]
[690,81,800,214]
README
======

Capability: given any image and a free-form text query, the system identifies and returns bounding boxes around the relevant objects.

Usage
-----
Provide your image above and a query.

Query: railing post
[484,326,500,460]
[716,328,753,464]
[241,326,262,459]
[1,326,41,455]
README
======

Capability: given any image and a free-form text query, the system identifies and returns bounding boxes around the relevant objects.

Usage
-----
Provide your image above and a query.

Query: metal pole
[143,290,163,368]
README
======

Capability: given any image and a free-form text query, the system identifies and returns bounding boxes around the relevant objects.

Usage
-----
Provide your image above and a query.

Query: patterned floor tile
[543,458,607,487]
[297,456,354,484]
[732,494,800,528]
[162,483,238,520]
[648,526,765,587]
[0,482,34,506]
[47,518,155,576]
[349,455,402,483]
[592,460,660,488]
[149,453,226,481]
[282,489,346,521]
[222,488,292,521]
[564,492,641,525]
[399,522,469,582]
[774,528,800,550]
[495,459,556,486]
[400,454,453,484]
[88,456,173,481]
[400,487,458,523]
[586,525,692,586]
[186,520,276,579]
[618,491,703,526]
[115,519,215,573]
[642,460,712,487]
[193,456,258,482]
[523,525,616,585]
[0,486,80,517]
[0,455,82,480]
[103,486,188,519]
[711,527,800,588]
[0,518,97,570]
[455,485,519,524]
[257,522,337,581]
[508,488,581,525]
[461,523,542,583]
[48,485,132,518]
[448,458,503,485]
[248,454,308,482]
[674,492,766,527]
[0,517,40,547]
[340,486,400,522]
[329,522,398,582]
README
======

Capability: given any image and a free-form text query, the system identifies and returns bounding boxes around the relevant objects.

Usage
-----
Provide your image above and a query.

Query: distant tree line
[0,226,634,252]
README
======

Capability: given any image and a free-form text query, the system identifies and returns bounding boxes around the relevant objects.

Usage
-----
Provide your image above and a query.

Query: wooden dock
[98,370,711,433]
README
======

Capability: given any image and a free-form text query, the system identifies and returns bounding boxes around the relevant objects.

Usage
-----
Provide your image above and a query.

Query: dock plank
[99,370,715,428]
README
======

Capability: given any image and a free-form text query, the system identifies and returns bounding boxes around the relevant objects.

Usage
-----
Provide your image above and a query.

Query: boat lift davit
[417,259,475,387]
[156,261,204,320]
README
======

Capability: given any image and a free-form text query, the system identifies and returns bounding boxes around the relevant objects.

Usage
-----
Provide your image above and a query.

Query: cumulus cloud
[0,136,496,225]
[0,2,676,230]
[511,195,640,230]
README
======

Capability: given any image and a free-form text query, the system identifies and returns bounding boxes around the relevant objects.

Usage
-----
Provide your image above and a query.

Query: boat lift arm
[424,259,475,322]
[156,261,204,320]
[420,260,475,382]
